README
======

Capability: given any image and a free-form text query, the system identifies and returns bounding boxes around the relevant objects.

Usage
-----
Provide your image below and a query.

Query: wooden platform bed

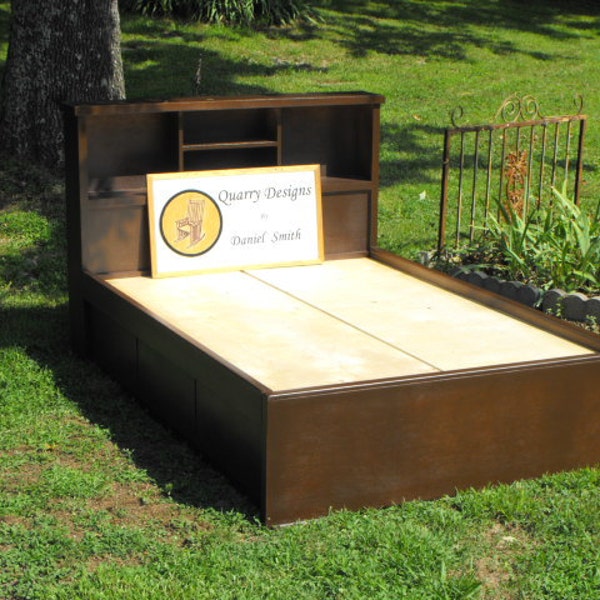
[64,93,600,526]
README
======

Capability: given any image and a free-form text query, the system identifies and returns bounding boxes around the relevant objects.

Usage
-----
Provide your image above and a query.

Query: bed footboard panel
[265,358,600,525]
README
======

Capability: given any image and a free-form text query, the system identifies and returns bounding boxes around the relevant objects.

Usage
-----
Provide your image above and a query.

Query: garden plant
[486,185,600,294]
[120,0,316,25]
[436,185,600,294]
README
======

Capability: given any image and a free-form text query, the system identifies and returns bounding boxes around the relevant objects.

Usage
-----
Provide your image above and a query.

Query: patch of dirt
[0,456,46,490]
[474,522,533,599]
[2,434,214,544]
[88,481,212,533]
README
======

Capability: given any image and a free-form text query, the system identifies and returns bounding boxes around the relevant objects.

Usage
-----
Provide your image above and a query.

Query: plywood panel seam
[242,269,443,372]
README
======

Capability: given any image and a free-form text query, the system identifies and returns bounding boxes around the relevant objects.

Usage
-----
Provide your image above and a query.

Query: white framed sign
[147,165,324,277]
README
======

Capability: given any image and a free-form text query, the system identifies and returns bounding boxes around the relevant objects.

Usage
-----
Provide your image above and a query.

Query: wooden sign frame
[147,165,324,277]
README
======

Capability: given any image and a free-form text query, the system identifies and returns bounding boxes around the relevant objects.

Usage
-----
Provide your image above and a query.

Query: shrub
[486,185,600,293]
[120,0,317,26]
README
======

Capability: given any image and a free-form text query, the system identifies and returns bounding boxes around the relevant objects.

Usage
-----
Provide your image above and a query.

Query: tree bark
[0,0,125,167]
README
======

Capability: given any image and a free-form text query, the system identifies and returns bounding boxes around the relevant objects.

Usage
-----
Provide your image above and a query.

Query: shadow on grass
[121,17,328,99]
[2,0,599,100]
[118,0,600,102]
[380,121,446,188]
[271,0,599,60]
[0,159,253,524]
[1,297,258,520]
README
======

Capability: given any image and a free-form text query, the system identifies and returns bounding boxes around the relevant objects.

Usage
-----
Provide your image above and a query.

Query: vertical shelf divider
[276,108,283,166]
[177,111,185,171]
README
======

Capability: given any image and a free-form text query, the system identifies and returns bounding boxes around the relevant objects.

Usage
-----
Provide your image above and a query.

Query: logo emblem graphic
[160,190,222,257]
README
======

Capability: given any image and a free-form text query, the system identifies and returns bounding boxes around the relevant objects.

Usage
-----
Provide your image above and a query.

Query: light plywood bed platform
[65,94,600,525]
[104,258,593,390]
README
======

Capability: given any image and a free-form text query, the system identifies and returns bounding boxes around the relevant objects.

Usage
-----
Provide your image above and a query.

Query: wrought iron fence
[437,94,587,252]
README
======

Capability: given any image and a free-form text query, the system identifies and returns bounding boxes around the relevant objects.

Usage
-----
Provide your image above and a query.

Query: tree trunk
[0,0,125,167]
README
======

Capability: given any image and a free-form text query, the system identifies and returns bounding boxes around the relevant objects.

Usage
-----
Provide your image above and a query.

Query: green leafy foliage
[486,185,600,293]
[120,0,317,25]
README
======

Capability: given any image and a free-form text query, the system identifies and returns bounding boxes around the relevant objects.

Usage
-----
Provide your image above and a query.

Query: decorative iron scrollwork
[495,94,543,123]
[449,94,585,128]
[450,106,465,128]
[441,93,587,251]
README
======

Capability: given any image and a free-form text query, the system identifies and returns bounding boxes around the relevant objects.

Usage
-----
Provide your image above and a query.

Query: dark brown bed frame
[64,92,600,525]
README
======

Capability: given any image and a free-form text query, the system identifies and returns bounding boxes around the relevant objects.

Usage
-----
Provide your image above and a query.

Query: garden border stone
[452,270,599,323]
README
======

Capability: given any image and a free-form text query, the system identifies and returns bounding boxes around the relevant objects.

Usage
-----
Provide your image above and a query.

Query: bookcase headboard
[64,92,384,278]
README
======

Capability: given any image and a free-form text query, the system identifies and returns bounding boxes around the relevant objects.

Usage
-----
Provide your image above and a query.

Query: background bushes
[120,0,316,25]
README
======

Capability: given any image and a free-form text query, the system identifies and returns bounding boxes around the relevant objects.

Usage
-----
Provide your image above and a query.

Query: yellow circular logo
[160,190,222,256]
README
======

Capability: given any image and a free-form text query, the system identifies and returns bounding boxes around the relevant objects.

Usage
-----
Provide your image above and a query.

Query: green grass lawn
[1,1,599,598]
